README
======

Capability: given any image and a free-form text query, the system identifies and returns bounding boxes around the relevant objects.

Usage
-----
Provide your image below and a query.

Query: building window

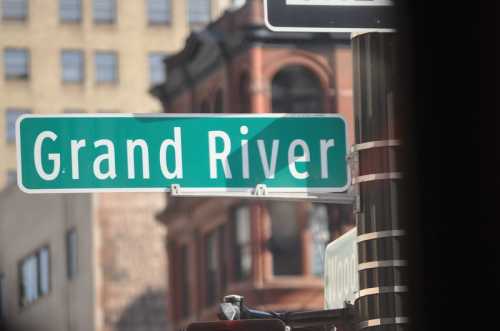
[308,204,330,277]
[95,51,118,83]
[272,65,324,114]
[2,0,27,20]
[19,246,50,307]
[179,244,190,318]
[205,230,217,306]
[231,206,252,281]
[93,0,115,23]
[61,50,84,83]
[66,229,78,280]
[5,108,29,143]
[7,169,16,185]
[267,202,302,276]
[238,72,250,113]
[188,0,211,26]
[204,229,221,306]
[200,100,210,114]
[149,52,167,85]
[214,90,223,113]
[4,48,29,80]
[0,273,5,319]
[148,0,171,24]
[60,0,81,22]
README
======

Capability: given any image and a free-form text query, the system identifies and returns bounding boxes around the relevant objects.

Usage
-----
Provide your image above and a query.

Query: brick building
[0,188,167,331]
[151,1,356,330]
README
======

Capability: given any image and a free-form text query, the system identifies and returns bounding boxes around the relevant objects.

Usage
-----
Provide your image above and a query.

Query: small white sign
[324,227,359,309]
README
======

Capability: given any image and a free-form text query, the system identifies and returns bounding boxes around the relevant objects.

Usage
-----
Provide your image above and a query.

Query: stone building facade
[152,1,356,330]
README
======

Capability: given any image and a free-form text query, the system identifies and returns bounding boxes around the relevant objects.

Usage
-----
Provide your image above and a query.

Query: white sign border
[16,113,351,195]
[263,0,396,33]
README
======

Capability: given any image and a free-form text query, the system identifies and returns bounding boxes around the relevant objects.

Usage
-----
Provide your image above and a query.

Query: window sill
[1,17,27,22]
[95,81,119,86]
[62,81,85,85]
[60,20,82,25]
[93,20,116,25]
[148,21,172,27]
[5,77,30,81]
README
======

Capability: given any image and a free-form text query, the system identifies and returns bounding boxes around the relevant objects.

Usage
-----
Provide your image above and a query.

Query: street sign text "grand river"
[16,114,349,193]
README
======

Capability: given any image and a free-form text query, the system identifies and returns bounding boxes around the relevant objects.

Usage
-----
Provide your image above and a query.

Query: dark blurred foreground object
[215,294,355,331]
[351,31,408,330]
[187,319,287,331]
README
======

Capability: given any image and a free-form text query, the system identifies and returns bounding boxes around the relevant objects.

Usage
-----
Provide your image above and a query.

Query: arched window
[214,89,224,113]
[238,72,250,113]
[271,65,324,113]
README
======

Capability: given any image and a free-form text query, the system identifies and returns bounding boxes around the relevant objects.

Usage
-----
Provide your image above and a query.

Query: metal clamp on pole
[357,230,406,243]
[352,172,403,185]
[350,139,401,153]
[358,285,408,299]
[358,259,408,271]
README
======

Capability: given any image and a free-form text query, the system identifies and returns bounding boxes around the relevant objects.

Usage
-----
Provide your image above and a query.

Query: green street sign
[16,114,349,194]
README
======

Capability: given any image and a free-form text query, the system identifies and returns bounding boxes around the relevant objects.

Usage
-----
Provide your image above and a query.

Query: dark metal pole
[352,32,408,330]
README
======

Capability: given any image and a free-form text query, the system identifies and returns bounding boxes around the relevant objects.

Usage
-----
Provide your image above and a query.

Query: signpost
[16,114,349,194]
[324,227,358,310]
[263,2,406,331]
[264,0,395,33]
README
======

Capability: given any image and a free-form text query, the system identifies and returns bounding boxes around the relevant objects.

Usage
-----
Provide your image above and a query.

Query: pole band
[357,230,406,243]
[358,286,408,299]
[351,139,401,153]
[352,172,402,184]
[358,260,407,271]
[358,317,409,329]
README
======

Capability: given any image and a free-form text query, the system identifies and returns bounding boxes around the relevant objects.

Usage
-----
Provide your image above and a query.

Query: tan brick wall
[95,192,167,331]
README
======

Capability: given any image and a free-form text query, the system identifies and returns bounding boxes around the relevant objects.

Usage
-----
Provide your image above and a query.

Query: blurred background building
[151,1,355,330]
[0,1,243,331]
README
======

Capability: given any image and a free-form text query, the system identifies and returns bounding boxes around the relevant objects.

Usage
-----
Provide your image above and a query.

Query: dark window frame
[59,0,82,23]
[66,228,78,280]
[178,244,190,318]
[203,225,228,307]
[93,0,116,24]
[200,99,211,114]
[94,51,119,84]
[4,48,30,80]
[267,202,304,276]
[61,49,85,83]
[2,0,28,21]
[230,205,253,282]
[238,71,250,113]
[0,273,6,319]
[5,108,30,143]
[214,89,224,113]
[187,0,212,26]
[148,52,167,85]
[18,245,51,308]
[147,0,172,25]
